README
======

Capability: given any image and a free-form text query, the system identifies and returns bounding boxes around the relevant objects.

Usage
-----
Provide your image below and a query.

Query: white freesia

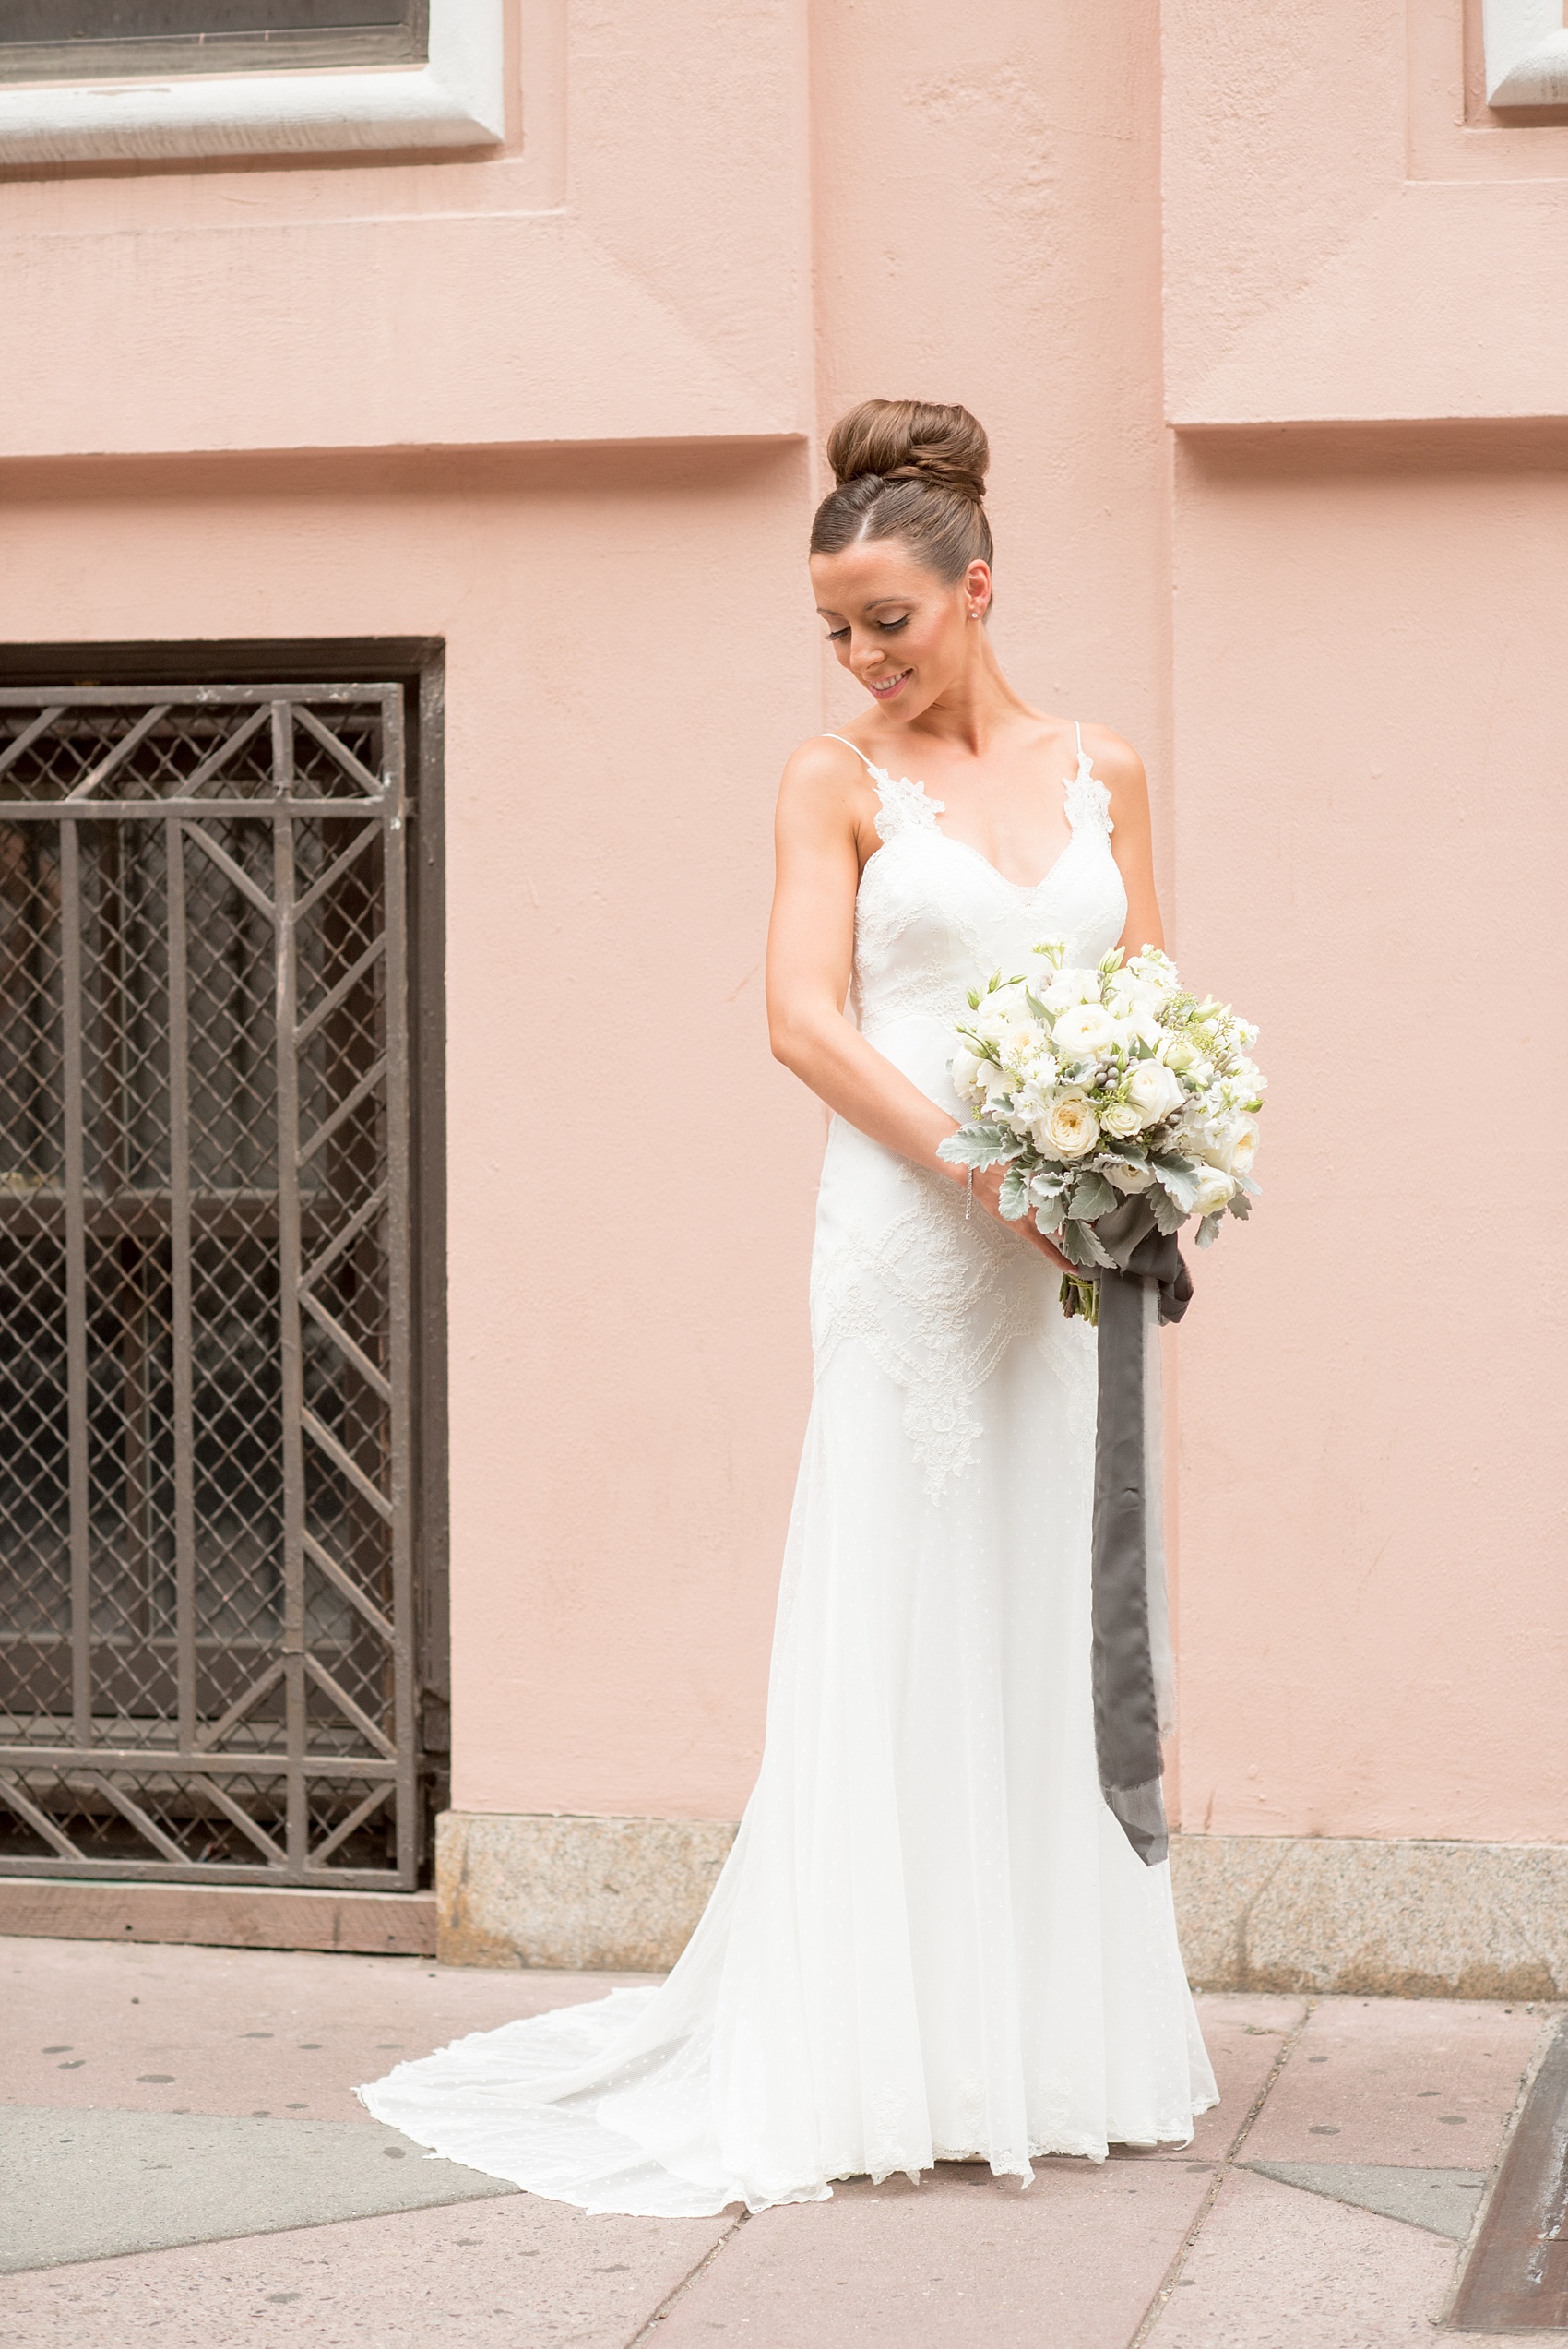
[1051,1003,1117,1061]
[1040,1091,1100,1159]
[1124,1060,1185,1127]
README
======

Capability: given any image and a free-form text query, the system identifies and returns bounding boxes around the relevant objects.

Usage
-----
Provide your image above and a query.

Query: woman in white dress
[362,399,1217,2216]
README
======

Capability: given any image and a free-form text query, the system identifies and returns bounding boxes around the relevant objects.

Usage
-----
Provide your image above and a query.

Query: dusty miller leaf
[998,1167,1030,1221]
[1068,1172,1116,1221]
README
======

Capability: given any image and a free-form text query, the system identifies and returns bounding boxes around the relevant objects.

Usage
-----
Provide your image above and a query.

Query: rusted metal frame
[300,1408,394,1523]
[380,686,418,1887]
[85,1771,186,1864]
[298,1179,388,1294]
[58,820,93,1747]
[0,1855,402,1889]
[293,932,386,1053]
[298,1288,394,1407]
[296,1058,387,1168]
[0,703,65,781]
[164,818,197,1753]
[273,795,309,1876]
[309,1781,394,1866]
[302,1527,396,1644]
[0,799,379,823]
[0,1771,84,1859]
[193,1655,287,1750]
[64,704,172,800]
[177,701,272,797]
[292,702,386,798]
[1,1743,395,1780]
[303,1653,397,1760]
[185,1773,285,1866]
[0,683,392,710]
[294,821,381,924]
[181,821,276,920]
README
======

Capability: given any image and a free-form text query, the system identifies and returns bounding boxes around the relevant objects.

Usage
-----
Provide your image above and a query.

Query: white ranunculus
[1100,1099,1146,1139]
[1125,1060,1186,1127]
[1039,1091,1100,1160]
[1104,1158,1155,1193]
[1192,1164,1235,1217]
[1051,1002,1117,1061]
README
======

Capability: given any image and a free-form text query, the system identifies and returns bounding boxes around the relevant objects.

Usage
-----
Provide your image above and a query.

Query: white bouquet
[936,940,1265,1319]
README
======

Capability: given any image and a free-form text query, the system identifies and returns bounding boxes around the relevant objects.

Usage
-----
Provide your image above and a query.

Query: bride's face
[811,539,988,719]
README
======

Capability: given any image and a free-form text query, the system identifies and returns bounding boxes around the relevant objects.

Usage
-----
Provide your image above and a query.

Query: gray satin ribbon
[1089,1197,1192,1868]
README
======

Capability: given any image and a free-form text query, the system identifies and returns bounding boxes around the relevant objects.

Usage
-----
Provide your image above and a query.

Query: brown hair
[810,399,993,583]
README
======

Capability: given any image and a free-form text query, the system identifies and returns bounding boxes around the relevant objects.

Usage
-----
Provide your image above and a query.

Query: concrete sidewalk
[2,1933,1563,2347]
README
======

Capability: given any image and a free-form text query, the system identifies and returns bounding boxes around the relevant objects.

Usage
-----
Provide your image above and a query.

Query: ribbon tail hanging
[1088,1199,1192,1867]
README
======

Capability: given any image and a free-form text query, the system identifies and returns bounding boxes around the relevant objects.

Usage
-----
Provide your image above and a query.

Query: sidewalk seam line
[622,2210,749,2346]
[1125,1997,1317,2349]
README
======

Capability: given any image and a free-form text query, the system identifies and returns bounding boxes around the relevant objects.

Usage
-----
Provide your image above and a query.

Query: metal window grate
[0,683,420,1888]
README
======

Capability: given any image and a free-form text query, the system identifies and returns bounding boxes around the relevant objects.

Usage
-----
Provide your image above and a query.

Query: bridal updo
[810,399,993,583]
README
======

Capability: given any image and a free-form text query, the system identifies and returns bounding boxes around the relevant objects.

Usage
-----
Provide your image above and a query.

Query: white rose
[1124,1061,1186,1127]
[1104,1159,1154,1193]
[950,1045,986,1103]
[1223,1115,1259,1177]
[1039,1091,1100,1160]
[1051,1002,1117,1061]
[1116,1010,1163,1052]
[1040,971,1099,1011]
[1192,1165,1235,1217]
[970,982,1027,1042]
[1101,1099,1146,1139]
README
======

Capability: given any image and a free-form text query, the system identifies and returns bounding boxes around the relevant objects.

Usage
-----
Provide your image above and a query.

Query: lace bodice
[850,732,1124,1038]
[811,731,1128,1495]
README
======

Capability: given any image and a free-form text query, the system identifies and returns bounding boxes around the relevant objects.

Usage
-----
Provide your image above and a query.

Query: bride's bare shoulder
[776,733,880,831]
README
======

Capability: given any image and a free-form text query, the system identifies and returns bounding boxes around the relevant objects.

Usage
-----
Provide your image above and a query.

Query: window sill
[0,0,503,167]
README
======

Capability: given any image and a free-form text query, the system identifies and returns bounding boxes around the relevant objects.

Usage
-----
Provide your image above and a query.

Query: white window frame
[1483,0,1568,106]
[0,0,504,166]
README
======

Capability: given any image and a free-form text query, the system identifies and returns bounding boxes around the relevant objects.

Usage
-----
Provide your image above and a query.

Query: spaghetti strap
[821,733,879,777]
[1075,721,1084,760]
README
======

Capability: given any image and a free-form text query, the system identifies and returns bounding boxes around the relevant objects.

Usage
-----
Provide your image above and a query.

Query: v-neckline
[873,762,1078,896]
[928,819,1077,899]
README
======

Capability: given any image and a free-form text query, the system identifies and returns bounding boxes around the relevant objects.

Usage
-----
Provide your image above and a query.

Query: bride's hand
[964,1163,1075,1275]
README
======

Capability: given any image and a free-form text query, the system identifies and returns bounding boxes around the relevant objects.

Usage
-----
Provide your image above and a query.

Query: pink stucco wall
[0,2,1562,1848]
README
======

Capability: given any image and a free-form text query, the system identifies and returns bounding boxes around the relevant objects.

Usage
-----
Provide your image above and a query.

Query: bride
[362,399,1218,2215]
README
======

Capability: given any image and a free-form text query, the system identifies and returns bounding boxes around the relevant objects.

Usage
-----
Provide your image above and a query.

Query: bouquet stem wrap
[1089,1197,1192,1868]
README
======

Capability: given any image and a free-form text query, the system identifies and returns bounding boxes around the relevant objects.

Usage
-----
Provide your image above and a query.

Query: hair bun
[826,399,988,506]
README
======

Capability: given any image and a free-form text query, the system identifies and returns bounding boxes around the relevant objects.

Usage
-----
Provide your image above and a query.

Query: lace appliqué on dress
[868,767,944,841]
[1063,743,1114,841]
[811,1168,1041,1498]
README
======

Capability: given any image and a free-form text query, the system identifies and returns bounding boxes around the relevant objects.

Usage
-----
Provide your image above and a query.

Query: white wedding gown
[361,734,1218,2215]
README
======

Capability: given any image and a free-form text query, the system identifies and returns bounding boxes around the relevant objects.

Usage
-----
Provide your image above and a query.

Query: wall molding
[0,0,504,167]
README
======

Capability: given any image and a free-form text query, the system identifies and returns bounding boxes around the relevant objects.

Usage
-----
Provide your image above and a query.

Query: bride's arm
[766,741,1067,1265]
[1082,726,1164,958]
